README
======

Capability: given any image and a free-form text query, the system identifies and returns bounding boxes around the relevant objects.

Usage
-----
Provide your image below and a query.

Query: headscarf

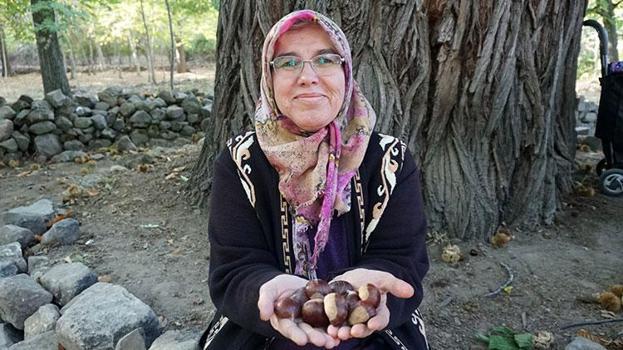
[255,10,376,277]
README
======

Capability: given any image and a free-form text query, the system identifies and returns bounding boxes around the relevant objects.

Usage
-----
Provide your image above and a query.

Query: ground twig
[560,318,623,330]
[484,262,514,298]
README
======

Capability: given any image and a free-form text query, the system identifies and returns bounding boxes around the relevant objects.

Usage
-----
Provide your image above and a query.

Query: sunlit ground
[0,64,216,102]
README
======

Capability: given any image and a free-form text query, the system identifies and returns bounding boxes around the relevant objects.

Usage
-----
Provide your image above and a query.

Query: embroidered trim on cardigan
[204,315,229,349]
[364,134,405,243]
[227,131,256,208]
[354,171,366,253]
[385,329,408,350]
[280,194,293,273]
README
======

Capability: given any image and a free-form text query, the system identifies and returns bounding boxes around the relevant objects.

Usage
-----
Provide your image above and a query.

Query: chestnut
[358,284,381,308]
[274,296,301,319]
[301,299,330,328]
[329,280,354,294]
[323,292,349,326]
[305,279,332,299]
[345,290,360,310]
[290,287,309,305]
[348,302,377,325]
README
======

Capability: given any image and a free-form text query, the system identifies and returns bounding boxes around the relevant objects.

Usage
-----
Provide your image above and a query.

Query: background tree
[189,0,587,240]
[139,0,157,84]
[165,0,175,90]
[0,25,11,77]
[587,0,621,61]
[31,0,70,94]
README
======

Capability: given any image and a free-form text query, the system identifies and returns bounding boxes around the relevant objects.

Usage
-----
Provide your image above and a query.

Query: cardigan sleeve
[208,148,282,338]
[351,148,430,330]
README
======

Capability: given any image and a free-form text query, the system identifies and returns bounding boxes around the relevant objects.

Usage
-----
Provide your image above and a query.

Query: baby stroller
[583,20,623,196]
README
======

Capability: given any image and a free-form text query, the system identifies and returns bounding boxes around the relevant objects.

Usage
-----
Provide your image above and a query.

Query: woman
[200,10,429,350]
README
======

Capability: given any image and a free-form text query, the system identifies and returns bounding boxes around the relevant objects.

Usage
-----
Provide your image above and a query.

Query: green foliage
[476,326,534,350]
[1,0,219,65]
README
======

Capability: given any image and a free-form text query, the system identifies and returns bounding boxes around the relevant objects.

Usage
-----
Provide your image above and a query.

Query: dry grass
[0,65,216,103]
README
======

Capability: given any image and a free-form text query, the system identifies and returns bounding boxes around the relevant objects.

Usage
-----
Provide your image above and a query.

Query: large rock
[0,138,18,153]
[130,130,149,146]
[11,131,30,152]
[114,135,137,152]
[101,128,117,140]
[41,218,80,246]
[45,89,70,108]
[565,337,607,350]
[8,331,57,350]
[54,116,73,131]
[23,304,59,339]
[27,256,51,282]
[98,87,122,106]
[119,102,136,117]
[39,263,97,306]
[165,105,185,121]
[0,119,13,142]
[26,101,54,124]
[51,150,87,163]
[0,105,16,120]
[0,261,19,278]
[74,117,93,129]
[0,225,35,248]
[148,330,199,350]
[57,283,162,350]
[115,328,146,350]
[2,199,56,235]
[74,91,97,108]
[0,243,26,273]
[28,121,56,135]
[181,97,201,115]
[91,114,108,130]
[63,140,85,151]
[34,134,63,158]
[0,274,53,330]
[130,111,152,128]
[0,323,22,349]
[157,90,176,105]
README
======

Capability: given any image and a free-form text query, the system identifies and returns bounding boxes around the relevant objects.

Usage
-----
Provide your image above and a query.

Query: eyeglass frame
[269,53,345,76]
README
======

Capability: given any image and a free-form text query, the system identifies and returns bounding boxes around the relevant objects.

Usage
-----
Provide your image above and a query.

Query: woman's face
[272,23,346,133]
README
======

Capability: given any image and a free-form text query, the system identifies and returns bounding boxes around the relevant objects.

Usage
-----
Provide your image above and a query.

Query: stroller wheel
[596,159,609,176]
[599,168,623,196]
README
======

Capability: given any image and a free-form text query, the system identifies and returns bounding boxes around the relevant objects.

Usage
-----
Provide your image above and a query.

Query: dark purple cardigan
[201,132,430,350]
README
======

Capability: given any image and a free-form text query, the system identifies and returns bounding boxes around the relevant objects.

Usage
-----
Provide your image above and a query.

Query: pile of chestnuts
[274,279,381,328]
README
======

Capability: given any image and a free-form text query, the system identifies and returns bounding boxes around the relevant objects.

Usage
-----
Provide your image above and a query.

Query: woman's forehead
[273,22,337,56]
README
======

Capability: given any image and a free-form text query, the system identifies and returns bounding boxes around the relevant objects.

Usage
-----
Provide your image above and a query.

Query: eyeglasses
[270,53,344,76]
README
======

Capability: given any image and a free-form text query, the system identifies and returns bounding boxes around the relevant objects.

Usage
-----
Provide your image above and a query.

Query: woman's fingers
[366,294,390,331]
[269,315,308,346]
[374,272,414,299]
[350,323,374,338]
[337,325,353,340]
[299,323,339,348]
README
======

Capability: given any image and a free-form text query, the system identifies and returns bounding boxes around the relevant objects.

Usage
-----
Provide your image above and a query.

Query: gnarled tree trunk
[189,0,586,240]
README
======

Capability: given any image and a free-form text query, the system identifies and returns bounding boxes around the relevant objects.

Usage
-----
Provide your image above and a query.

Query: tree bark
[165,0,175,91]
[139,0,156,84]
[95,41,105,71]
[0,25,11,77]
[189,0,587,240]
[128,33,141,74]
[176,37,188,73]
[31,0,70,95]
[602,0,619,61]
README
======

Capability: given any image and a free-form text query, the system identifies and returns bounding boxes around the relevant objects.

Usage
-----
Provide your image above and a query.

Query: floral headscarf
[255,10,376,277]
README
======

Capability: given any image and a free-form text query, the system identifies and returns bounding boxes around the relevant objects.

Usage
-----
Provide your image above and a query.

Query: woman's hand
[258,274,340,348]
[326,268,414,341]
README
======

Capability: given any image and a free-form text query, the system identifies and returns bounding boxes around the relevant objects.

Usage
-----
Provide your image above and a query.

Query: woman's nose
[297,61,319,85]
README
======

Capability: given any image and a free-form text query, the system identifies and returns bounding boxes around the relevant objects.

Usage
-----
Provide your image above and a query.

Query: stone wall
[0,87,212,163]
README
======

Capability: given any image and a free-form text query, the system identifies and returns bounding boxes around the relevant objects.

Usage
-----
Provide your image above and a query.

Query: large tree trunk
[0,25,11,77]
[31,0,70,95]
[601,0,619,62]
[189,0,586,240]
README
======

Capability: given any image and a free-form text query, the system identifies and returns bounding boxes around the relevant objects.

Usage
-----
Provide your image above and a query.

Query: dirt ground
[1,70,622,349]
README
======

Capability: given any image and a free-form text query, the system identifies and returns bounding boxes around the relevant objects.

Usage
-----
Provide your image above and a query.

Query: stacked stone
[0,199,199,349]
[0,87,212,163]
